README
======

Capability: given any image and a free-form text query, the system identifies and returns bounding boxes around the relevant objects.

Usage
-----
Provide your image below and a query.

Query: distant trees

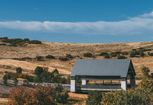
[34,66,69,83]
[130,48,145,57]
[1,37,42,47]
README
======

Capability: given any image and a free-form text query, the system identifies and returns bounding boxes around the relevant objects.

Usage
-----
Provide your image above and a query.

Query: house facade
[70,59,136,92]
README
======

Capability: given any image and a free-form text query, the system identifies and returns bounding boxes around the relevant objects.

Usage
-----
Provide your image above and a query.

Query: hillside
[0,38,153,78]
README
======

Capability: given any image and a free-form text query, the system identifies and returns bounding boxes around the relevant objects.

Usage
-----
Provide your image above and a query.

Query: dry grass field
[1,40,153,103]
[0,41,153,76]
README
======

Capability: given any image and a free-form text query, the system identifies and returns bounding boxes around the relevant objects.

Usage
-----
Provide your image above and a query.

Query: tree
[16,67,22,75]
[34,66,44,77]
[141,65,150,79]
[86,91,102,105]
[50,69,61,83]
[139,48,145,57]
[3,72,11,85]
[130,49,137,57]
[34,66,50,82]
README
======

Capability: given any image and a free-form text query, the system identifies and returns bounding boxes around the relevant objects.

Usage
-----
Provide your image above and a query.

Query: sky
[0,0,153,43]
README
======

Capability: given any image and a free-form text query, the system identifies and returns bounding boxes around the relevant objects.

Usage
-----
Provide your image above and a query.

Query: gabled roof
[71,59,135,77]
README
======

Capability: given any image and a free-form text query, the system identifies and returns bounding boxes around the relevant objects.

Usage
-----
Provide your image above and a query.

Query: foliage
[1,37,42,47]
[8,86,55,105]
[46,54,55,59]
[130,49,138,57]
[141,65,150,79]
[34,67,69,83]
[3,72,11,85]
[86,91,102,105]
[36,56,45,61]
[99,52,109,56]
[139,48,145,57]
[102,90,150,105]
[53,84,69,104]
[29,40,42,44]
[16,67,22,75]
[59,56,70,61]
[8,85,69,105]
[34,66,49,82]
[83,52,94,57]
[117,55,127,59]
[130,48,145,57]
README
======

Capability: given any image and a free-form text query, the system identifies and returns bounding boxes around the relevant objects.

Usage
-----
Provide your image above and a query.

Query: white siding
[121,80,127,90]
[70,80,76,92]
[81,79,86,85]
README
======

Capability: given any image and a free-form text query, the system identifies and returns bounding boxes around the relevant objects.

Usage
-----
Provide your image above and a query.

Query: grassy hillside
[0,37,153,78]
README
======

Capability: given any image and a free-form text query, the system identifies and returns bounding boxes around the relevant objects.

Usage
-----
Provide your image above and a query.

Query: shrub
[102,90,150,105]
[29,40,42,44]
[59,56,69,61]
[139,48,145,57]
[117,55,127,59]
[148,52,153,56]
[83,52,93,57]
[34,66,49,82]
[66,54,74,59]
[3,72,12,85]
[9,86,55,105]
[16,67,22,75]
[36,56,45,61]
[130,49,137,57]
[86,91,102,105]
[141,65,150,79]
[53,85,69,104]
[110,52,118,57]
[23,38,30,42]
[99,52,109,56]
[46,55,55,59]
[104,54,111,58]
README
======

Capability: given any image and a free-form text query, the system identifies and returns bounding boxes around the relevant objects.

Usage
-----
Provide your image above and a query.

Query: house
[70,59,136,92]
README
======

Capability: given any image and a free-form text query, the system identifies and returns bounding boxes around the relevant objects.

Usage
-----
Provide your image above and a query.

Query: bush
[36,56,45,61]
[46,55,55,59]
[83,52,94,57]
[104,54,111,58]
[110,52,118,57]
[86,91,102,105]
[102,90,150,105]
[139,48,145,57]
[141,65,150,79]
[66,54,74,60]
[16,67,22,75]
[99,52,109,56]
[9,86,55,105]
[148,52,153,56]
[53,85,69,104]
[130,49,137,57]
[117,55,127,59]
[59,56,69,61]
[29,40,42,44]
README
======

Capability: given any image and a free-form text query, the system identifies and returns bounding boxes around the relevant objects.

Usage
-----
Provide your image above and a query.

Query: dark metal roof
[71,59,135,77]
